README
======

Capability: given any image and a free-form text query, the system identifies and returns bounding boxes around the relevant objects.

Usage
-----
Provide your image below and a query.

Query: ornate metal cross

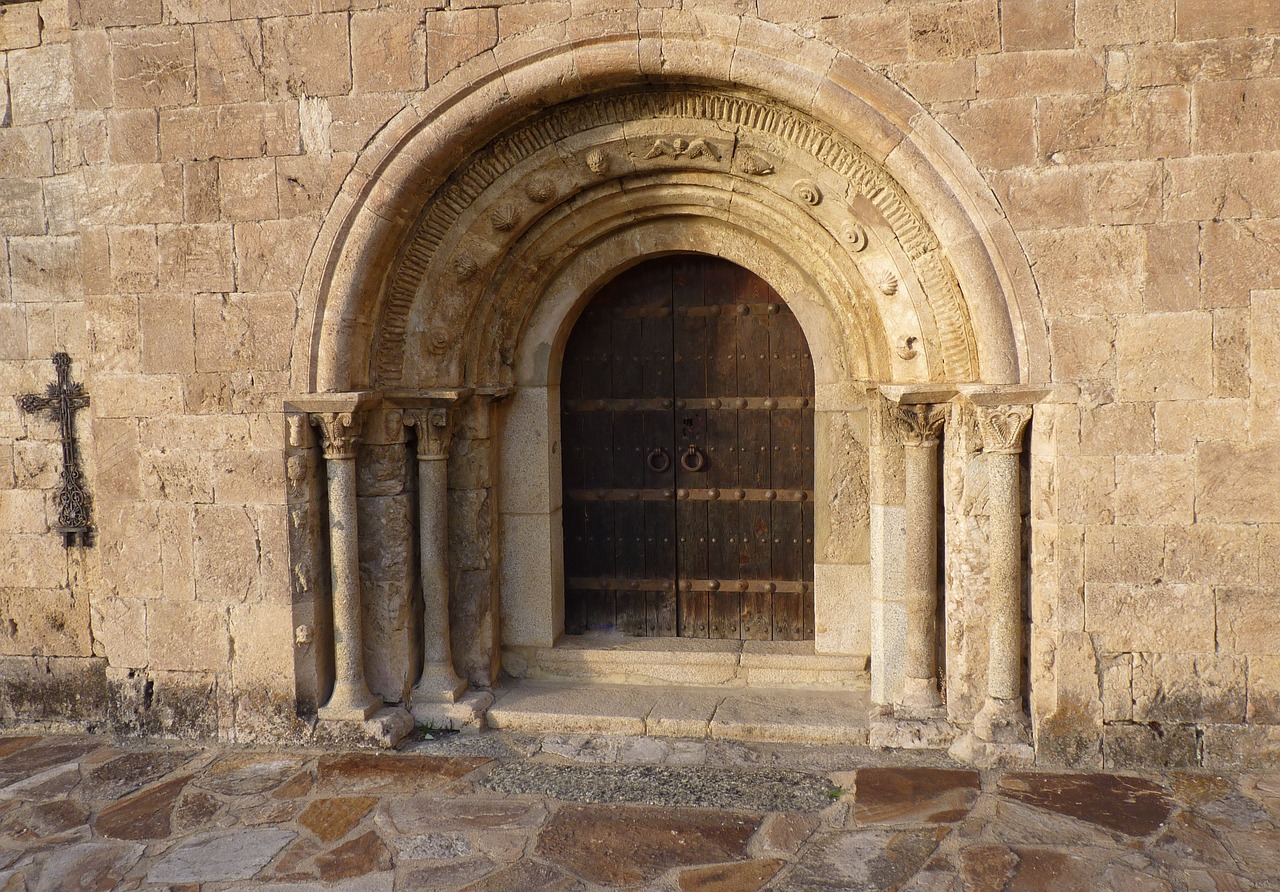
[17,353,92,546]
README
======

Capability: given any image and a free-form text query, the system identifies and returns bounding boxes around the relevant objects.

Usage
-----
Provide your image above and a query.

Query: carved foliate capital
[974,405,1032,455]
[889,403,947,448]
[405,407,452,460]
[310,411,364,461]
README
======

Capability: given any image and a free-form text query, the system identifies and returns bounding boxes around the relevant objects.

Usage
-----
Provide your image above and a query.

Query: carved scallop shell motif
[585,148,609,174]
[840,221,869,252]
[524,177,556,203]
[490,202,520,232]
[793,179,822,206]
[453,255,478,281]
[736,151,775,176]
[878,272,899,296]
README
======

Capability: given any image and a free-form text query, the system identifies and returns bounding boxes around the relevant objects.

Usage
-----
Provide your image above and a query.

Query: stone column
[405,406,467,705]
[312,410,381,722]
[890,403,947,712]
[972,404,1032,743]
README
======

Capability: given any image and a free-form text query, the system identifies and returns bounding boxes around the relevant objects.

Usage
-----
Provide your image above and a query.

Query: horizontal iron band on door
[566,488,812,502]
[563,397,811,412]
[595,302,786,319]
[568,578,811,594]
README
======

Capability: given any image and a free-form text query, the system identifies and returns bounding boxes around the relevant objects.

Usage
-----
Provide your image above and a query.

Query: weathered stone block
[0,125,55,179]
[426,8,497,83]
[0,4,41,50]
[229,601,293,695]
[150,599,229,671]
[9,44,73,125]
[1248,655,1280,723]
[71,0,162,27]
[976,50,1104,101]
[1024,226,1145,317]
[1194,79,1280,154]
[1132,652,1246,724]
[936,98,1035,170]
[83,164,185,226]
[219,157,278,222]
[213,449,286,506]
[1101,654,1132,721]
[1176,0,1280,41]
[1000,0,1073,50]
[1216,587,1280,655]
[891,59,975,104]
[194,18,264,104]
[1077,0,1174,44]
[94,416,142,501]
[108,225,158,293]
[139,293,196,374]
[107,108,160,164]
[1079,402,1152,456]
[0,586,91,657]
[1102,722,1199,769]
[159,102,300,161]
[906,0,998,60]
[232,219,313,291]
[1039,88,1188,163]
[1195,441,1280,524]
[1083,524,1163,584]
[193,292,295,372]
[352,10,425,93]
[157,224,234,292]
[1085,583,1214,653]
[262,13,351,98]
[90,596,147,668]
[193,503,260,602]
[0,655,109,724]
[1165,524,1257,586]
[8,235,82,303]
[110,25,196,108]
[1114,453,1194,525]
[1116,312,1212,401]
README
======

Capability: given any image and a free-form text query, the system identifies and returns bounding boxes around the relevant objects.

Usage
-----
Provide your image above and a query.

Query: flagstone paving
[0,729,1276,891]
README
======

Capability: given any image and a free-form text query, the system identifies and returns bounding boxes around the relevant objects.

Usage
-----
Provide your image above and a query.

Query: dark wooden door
[561,256,815,640]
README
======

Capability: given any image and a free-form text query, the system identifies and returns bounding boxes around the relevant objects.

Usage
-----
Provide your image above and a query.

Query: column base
[412,690,494,732]
[973,696,1030,745]
[869,704,956,750]
[895,676,943,712]
[948,730,1034,768]
[317,686,382,722]
[413,664,469,704]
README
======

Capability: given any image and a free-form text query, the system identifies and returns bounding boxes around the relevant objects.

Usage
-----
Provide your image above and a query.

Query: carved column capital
[405,407,453,460]
[310,411,365,461]
[974,405,1032,455]
[889,403,947,448]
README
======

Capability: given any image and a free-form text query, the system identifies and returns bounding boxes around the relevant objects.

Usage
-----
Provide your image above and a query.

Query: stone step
[502,635,870,690]
[486,679,871,745]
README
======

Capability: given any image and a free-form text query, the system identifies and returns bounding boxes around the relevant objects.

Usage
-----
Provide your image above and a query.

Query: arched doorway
[559,255,816,640]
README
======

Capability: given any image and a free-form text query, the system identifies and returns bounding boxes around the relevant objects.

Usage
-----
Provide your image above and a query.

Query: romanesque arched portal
[284,15,1050,758]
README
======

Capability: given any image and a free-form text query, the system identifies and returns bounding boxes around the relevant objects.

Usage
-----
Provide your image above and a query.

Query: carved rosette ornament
[405,407,453,460]
[310,412,364,460]
[890,404,947,448]
[974,405,1032,455]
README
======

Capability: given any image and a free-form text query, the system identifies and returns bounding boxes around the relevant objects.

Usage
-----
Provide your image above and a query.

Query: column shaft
[316,425,380,721]
[901,438,942,709]
[985,451,1022,702]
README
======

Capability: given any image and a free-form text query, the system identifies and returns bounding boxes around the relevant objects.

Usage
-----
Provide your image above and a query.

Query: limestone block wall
[0,0,1277,765]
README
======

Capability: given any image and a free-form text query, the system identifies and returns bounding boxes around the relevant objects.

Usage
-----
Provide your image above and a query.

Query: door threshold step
[486,678,870,745]
[503,635,870,689]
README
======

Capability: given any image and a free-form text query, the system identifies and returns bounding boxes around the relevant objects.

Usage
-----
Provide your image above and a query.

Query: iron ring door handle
[646,448,671,472]
[680,444,707,472]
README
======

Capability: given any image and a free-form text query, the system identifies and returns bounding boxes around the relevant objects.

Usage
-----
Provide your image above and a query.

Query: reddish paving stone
[172,789,222,833]
[315,753,490,795]
[272,770,314,800]
[198,755,306,796]
[998,773,1175,837]
[678,859,784,892]
[398,856,499,890]
[0,739,99,778]
[384,796,547,833]
[537,805,760,886]
[959,845,1019,891]
[1147,811,1237,869]
[787,827,945,890]
[1007,849,1099,892]
[92,775,191,840]
[316,830,392,882]
[264,836,324,882]
[298,796,378,842]
[81,750,195,801]
[239,798,301,826]
[458,860,585,892]
[0,738,38,761]
[854,768,981,825]
[1222,830,1280,881]
[30,840,144,892]
[753,813,820,857]
[1,798,90,842]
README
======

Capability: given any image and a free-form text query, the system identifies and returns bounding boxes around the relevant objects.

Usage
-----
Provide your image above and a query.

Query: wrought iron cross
[17,353,91,546]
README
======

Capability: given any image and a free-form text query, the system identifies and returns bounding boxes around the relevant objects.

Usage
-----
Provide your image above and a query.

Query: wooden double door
[560,255,816,641]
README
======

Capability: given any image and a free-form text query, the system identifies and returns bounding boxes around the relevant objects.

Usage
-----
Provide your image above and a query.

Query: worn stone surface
[536,804,759,886]
[997,772,1175,837]
[853,767,981,825]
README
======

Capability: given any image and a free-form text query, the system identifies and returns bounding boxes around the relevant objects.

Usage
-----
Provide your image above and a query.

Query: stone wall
[0,0,1277,765]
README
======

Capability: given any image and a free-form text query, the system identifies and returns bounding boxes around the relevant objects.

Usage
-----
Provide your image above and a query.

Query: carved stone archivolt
[374,87,978,388]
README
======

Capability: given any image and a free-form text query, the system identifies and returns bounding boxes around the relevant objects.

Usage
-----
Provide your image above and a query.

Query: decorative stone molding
[889,403,947,448]
[973,406,1032,455]
[373,87,977,386]
[310,412,364,461]
[404,408,453,461]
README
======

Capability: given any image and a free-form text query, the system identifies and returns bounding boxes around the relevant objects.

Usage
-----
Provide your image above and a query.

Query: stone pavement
[0,728,1277,891]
